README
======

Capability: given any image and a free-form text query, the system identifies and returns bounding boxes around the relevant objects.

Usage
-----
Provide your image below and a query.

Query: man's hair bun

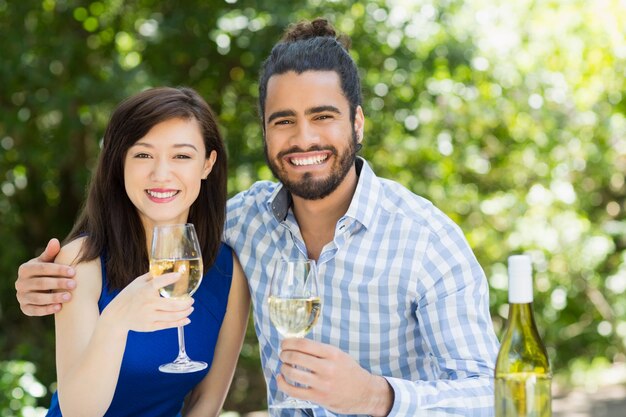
[282,18,351,49]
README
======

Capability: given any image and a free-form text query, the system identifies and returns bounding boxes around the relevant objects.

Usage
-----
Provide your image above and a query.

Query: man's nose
[293,121,319,146]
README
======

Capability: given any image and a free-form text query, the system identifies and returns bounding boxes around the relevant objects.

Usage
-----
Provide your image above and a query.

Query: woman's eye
[174,154,192,159]
[134,153,151,158]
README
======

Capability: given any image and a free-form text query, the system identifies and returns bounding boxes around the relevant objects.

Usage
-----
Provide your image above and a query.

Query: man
[16,18,499,416]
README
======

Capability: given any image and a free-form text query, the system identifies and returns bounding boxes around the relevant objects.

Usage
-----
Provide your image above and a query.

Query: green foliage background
[1,0,625,414]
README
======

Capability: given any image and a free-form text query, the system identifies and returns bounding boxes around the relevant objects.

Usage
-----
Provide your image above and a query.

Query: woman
[46,87,250,416]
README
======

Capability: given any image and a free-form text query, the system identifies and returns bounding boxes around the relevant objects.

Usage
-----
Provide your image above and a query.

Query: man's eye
[316,115,332,120]
[275,119,292,125]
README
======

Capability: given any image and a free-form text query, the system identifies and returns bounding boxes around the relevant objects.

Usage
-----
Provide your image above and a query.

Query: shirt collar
[344,157,380,230]
[268,157,380,231]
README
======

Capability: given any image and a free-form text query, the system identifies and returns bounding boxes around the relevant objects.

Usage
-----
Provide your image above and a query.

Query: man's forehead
[265,70,347,112]
[266,70,341,90]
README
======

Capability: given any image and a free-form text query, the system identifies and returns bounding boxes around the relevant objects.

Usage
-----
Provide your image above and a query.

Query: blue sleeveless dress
[46,244,233,417]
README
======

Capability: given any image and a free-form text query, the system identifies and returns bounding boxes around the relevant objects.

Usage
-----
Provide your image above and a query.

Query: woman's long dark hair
[66,87,227,290]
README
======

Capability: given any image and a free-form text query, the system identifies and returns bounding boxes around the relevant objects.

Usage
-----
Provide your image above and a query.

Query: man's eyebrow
[305,105,341,115]
[267,110,296,124]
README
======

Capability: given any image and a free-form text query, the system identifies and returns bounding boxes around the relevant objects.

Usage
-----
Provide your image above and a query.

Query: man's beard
[265,130,358,200]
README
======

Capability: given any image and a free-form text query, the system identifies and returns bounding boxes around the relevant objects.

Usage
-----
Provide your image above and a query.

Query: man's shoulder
[224,180,280,245]
[376,178,434,215]
[228,180,278,206]
[376,178,455,233]
[226,180,280,224]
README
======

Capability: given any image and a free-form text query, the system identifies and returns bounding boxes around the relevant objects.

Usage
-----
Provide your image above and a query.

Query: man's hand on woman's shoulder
[15,238,76,316]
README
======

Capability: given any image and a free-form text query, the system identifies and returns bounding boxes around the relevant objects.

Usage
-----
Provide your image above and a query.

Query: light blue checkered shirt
[224,158,499,416]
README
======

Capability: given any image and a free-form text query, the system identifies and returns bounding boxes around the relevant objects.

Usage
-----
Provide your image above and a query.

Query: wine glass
[267,259,321,409]
[149,223,207,373]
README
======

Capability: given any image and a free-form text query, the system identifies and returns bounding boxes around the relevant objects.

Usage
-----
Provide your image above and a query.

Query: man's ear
[354,105,365,144]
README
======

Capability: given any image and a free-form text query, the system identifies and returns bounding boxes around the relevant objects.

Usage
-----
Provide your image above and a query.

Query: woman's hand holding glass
[102,271,194,333]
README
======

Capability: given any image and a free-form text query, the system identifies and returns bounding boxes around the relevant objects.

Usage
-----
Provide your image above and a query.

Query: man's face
[263,70,364,200]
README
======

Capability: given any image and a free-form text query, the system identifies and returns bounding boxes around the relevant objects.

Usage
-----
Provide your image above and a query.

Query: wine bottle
[495,255,551,417]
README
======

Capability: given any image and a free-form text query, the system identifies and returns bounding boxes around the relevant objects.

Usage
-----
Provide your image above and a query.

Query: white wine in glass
[150,258,203,299]
[150,223,207,373]
[268,259,321,409]
[268,297,321,338]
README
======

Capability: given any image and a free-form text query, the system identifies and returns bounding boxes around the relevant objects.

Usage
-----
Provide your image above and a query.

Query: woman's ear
[202,150,218,179]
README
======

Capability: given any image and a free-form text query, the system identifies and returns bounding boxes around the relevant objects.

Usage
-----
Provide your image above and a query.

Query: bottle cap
[508,255,533,303]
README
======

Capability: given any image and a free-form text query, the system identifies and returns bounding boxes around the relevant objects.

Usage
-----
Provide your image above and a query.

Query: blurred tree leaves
[0,360,47,416]
[1,0,625,413]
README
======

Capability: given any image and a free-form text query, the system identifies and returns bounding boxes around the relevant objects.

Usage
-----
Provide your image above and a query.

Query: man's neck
[291,165,359,260]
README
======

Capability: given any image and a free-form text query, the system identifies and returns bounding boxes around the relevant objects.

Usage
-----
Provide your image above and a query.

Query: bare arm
[183,253,251,417]
[54,238,195,417]
[15,238,76,316]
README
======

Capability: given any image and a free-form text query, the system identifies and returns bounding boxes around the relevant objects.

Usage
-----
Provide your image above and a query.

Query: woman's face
[124,117,216,232]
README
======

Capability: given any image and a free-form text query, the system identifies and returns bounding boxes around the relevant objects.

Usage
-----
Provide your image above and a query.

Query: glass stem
[175,326,190,363]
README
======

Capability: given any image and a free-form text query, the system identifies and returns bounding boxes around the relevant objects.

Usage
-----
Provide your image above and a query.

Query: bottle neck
[507,302,536,326]
[505,301,545,348]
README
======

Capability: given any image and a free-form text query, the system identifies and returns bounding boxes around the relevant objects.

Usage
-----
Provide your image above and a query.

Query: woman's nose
[150,158,171,182]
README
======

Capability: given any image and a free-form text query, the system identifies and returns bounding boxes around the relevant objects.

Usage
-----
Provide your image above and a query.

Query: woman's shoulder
[57,236,102,290]
[217,242,233,258]
[55,236,89,266]
[209,243,234,277]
